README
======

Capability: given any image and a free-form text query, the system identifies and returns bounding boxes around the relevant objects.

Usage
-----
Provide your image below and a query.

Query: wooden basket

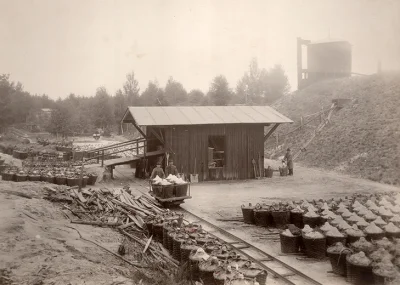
[271,211,290,228]
[87,175,98,185]
[346,256,374,285]
[303,216,321,228]
[254,208,273,227]
[327,250,351,276]
[303,236,326,259]
[55,176,67,185]
[326,235,347,248]
[385,231,400,240]
[280,233,301,253]
[175,183,189,197]
[241,205,255,224]
[372,270,398,285]
[15,174,28,182]
[28,175,41,181]
[160,185,174,199]
[365,232,385,241]
[347,234,363,244]
[290,211,304,229]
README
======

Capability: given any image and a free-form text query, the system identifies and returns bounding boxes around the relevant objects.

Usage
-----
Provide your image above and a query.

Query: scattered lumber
[70,220,123,227]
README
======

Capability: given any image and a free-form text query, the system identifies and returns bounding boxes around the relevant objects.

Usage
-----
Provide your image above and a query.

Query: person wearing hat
[150,159,165,179]
[165,159,178,176]
[283,148,294,176]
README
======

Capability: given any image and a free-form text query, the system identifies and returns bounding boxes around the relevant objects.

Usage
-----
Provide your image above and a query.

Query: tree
[208,75,232,106]
[235,59,290,105]
[139,81,167,106]
[47,105,71,137]
[164,77,188,105]
[123,71,140,106]
[0,74,14,132]
[187,89,205,106]
[92,87,115,129]
[263,64,291,103]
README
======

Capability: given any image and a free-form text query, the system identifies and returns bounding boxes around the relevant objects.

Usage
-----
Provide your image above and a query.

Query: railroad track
[176,208,322,285]
[110,171,323,285]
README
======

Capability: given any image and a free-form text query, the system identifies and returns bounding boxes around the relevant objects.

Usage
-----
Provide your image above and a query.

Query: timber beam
[264,124,280,142]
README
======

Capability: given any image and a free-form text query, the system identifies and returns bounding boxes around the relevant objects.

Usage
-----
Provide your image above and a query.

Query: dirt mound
[267,72,400,185]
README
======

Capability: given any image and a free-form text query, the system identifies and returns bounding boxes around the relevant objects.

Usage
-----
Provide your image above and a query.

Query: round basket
[145,221,154,236]
[162,224,171,249]
[152,223,164,242]
[289,212,304,228]
[320,216,329,225]
[213,270,236,285]
[241,205,255,224]
[87,175,98,185]
[280,233,301,253]
[365,217,376,223]
[385,231,400,240]
[15,174,28,182]
[346,256,374,285]
[2,172,10,181]
[180,243,199,264]
[326,235,347,248]
[55,176,67,185]
[81,176,89,188]
[66,177,78,186]
[271,211,290,229]
[254,209,272,227]
[199,259,221,285]
[372,270,398,285]
[303,236,326,259]
[303,216,321,228]
[167,231,177,253]
[365,232,385,241]
[28,175,41,181]
[327,250,351,276]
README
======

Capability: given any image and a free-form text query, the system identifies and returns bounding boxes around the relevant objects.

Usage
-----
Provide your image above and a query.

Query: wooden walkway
[104,149,165,167]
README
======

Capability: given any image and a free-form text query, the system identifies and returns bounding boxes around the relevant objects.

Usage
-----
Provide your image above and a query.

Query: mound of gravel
[267,72,400,185]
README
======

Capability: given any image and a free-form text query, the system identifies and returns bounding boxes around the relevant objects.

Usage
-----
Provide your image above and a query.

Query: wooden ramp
[104,149,165,167]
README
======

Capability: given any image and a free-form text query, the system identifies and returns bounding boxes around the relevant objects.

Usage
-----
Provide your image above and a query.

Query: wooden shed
[121,106,292,181]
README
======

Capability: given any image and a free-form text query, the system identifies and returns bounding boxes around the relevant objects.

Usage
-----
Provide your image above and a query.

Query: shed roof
[121,106,292,126]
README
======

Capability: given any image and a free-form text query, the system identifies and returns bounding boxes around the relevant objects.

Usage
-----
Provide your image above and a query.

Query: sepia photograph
[0,0,399,284]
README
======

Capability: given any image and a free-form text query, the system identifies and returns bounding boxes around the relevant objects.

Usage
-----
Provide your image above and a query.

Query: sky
[1,0,399,99]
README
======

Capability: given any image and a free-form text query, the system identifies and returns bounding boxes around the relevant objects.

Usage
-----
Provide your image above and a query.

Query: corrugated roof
[122,106,292,126]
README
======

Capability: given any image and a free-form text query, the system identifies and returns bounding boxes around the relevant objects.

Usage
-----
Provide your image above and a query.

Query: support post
[101,150,104,167]
[264,124,280,142]
[97,151,99,164]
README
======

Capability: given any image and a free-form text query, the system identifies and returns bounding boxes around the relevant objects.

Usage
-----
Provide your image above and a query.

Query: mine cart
[149,181,192,208]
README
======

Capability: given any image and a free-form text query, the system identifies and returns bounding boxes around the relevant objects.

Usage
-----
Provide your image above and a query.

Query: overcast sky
[1,0,399,99]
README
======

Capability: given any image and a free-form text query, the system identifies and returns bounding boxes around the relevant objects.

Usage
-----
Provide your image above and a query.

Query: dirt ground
[179,160,400,285]
[1,155,400,285]
[0,180,144,285]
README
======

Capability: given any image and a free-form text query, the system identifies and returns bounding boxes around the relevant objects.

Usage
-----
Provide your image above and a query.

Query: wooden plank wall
[164,124,264,181]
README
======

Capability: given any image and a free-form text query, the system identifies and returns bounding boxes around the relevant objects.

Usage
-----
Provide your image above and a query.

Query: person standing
[150,160,165,179]
[165,160,178,176]
[284,148,294,176]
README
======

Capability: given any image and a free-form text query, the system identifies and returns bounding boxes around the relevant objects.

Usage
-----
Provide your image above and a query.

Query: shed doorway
[208,135,225,180]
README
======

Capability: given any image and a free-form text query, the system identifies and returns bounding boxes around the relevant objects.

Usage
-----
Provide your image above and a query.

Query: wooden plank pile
[44,185,179,273]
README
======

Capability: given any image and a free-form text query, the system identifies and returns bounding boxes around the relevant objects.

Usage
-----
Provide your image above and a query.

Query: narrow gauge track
[176,208,322,285]
[110,170,322,285]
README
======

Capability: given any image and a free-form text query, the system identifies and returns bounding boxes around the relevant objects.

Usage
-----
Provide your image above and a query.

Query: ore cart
[149,181,192,208]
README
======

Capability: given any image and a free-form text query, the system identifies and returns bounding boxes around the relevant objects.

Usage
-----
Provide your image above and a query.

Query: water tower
[297,37,352,90]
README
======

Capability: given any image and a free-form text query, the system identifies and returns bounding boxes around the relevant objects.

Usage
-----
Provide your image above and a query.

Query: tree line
[0,58,290,136]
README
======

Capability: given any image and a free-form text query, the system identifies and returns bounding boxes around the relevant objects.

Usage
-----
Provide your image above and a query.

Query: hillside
[266,72,400,185]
